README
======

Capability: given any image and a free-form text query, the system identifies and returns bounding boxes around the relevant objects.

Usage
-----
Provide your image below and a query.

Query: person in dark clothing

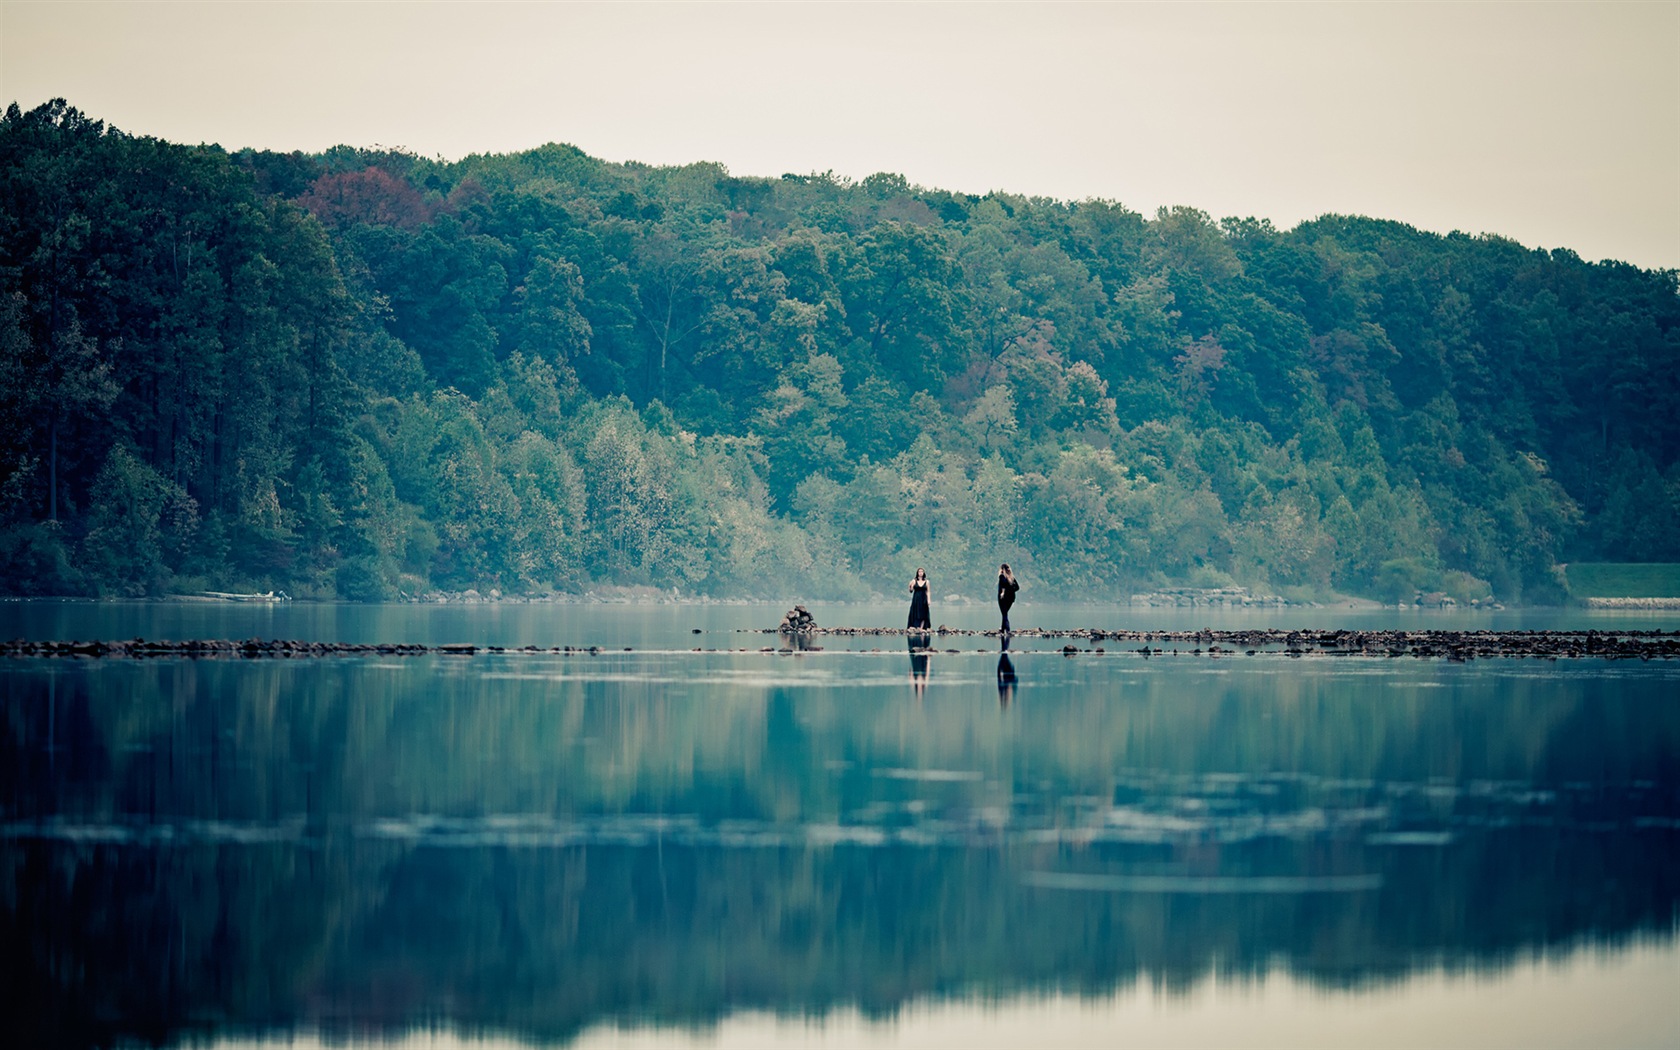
[997,563,1019,632]
[907,568,932,630]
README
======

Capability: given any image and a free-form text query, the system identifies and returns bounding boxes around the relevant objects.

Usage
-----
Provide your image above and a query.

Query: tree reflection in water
[2,652,1677,1047]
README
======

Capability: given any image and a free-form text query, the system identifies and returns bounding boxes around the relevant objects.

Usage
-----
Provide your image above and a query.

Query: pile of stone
[778,605,818,632]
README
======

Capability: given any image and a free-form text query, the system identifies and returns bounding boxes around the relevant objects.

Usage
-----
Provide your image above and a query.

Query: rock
[778,605,818,632]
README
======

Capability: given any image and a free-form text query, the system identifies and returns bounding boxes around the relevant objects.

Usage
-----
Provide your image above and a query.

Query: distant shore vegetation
[1,99,1676,603]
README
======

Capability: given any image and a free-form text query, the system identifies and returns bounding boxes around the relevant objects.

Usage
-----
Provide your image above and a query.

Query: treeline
[2,98,1677,601]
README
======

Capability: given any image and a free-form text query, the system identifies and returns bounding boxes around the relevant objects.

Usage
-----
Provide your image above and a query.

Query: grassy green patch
[1565,563,1680,598]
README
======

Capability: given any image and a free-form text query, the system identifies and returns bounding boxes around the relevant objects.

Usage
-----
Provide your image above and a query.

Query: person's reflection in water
[908,632,931,696]
[996,634,1017,708]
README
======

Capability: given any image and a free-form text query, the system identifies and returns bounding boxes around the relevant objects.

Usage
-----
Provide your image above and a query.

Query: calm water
[2,601,1677,1048]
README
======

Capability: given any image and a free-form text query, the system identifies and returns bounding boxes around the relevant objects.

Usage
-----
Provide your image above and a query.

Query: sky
[3,1,1676,269]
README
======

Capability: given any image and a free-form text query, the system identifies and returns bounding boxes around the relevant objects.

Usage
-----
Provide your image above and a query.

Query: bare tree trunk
[49,412,58,523]
[661,294,673,404]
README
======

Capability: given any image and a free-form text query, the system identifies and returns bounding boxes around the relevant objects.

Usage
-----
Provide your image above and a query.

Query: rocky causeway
[2,628,1678,660]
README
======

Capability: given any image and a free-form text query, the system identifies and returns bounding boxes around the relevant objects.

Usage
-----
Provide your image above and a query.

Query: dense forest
[2,98,1676,603]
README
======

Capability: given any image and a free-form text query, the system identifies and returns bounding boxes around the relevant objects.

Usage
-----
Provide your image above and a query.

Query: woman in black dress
[907,568,932,630]
[997,563,1019,632]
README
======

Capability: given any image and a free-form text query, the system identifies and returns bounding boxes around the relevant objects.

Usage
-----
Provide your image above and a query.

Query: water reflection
[783,630,823,653]
[8,598,1679,651]
[907,632,930,696]
[2,650,1677,1048]
[997,634,1017,707]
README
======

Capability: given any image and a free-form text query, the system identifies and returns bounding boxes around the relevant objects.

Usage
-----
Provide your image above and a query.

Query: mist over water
[2,603,1677,1047]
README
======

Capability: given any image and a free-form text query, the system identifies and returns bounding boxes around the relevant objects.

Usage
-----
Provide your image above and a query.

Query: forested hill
[2,100,1676,603]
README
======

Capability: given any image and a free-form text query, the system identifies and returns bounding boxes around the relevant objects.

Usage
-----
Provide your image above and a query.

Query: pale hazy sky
[3,1,1676,269]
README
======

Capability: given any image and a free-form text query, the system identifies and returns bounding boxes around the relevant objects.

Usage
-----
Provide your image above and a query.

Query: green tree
[80,444,198,594]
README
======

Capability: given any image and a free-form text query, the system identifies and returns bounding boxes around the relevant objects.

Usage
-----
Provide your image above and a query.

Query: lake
[3,600,1677,1048]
